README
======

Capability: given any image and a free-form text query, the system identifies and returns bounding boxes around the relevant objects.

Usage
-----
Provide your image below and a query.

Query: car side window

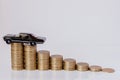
[20,34,29,39]
[25,36,29,39]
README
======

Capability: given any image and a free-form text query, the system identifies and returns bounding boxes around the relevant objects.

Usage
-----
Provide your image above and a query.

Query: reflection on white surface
[39,70,52,80]
[11,70,73,80]
[11,71,26,80]
[51,70,65,80]
[88,72,103,80]
[11,70,88,80]
[64,71,78,80]
[76,71,90,79]
[10,70,119,80]
[25,71,39,80]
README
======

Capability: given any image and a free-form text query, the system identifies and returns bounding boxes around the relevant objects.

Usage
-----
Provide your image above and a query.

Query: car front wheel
[6,39,11,44]
[30,42,36,46]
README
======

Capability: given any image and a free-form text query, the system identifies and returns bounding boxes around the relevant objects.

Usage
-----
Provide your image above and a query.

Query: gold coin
[50,65,63,70]
[12,65,23,70]
[38,67,49,70]
[11,43,24,70]
[11,43,23,47]
[11,44,23,51]
[51,66,62,70]
[11,51,23,54]
[38,64,49,70]
[24,45,37,70]
[64,58,76,63]
[50,55,63,70]
[38,59,50,70]
[76,62,89,71]
[89,65,102,72]
[37,50,50,59]
[51,55,63,60]
[50,60,63,65]
[51,65,62,67]
[38,59,49,64]
[24,45,36,51]
[11,60,23,65]
[63,58,76,71]
[63,68,75,71]
[102,68,115,73]
[25,66,36,70]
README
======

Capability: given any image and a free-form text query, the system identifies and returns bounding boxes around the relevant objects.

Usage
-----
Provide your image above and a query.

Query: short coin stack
[63,58,76,71]
[102,68,115,73]
[11,43,24,70]
[24,45,37,70]
[50,55,63,70]
[76,62,89,71]
[89,65,102,72]
[37,50,50,70]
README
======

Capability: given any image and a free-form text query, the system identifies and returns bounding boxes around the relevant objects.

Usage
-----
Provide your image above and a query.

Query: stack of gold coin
[24,45,37,70]
[11,43,24,70]
[89,65,102,72]
[50,55,63,70]
[37,50,50,70]
[76,62,89,71]
[63,58,76,71]
[102,68,115,73]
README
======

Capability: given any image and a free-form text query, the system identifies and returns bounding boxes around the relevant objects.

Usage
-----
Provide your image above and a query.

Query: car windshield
[6,34,14,36]
[15,34,20,37]
[31,34,38,37]
[31,34,46,40]
[19,33,28,37]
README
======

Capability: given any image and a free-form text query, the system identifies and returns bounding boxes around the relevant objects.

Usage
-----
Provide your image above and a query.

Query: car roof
[19,33,32,35]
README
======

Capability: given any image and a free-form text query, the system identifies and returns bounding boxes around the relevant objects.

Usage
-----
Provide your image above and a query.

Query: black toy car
[3,33,46,46]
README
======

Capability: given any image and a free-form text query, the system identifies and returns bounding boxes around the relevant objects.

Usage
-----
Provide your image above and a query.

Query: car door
[11,35,22,42]
[21,35,30,42]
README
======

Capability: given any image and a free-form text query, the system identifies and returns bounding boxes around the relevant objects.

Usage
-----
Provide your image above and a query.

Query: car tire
[30,42,36,46]
[6,39,11,44]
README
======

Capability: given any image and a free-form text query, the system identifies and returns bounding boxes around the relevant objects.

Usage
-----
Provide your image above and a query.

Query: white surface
[0,0,120,80]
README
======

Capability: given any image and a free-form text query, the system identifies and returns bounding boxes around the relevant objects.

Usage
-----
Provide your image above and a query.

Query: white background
[0,0,120,80]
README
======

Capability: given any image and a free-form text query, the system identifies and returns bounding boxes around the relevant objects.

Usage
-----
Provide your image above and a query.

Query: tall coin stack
[50,55,63,70]
[37,50,50,70]
[24,45,37,70]
[11,43,24,70]
[63,58,76,71]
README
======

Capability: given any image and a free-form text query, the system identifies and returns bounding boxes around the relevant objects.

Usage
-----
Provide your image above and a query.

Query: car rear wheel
[6,39,11,44]
[30,42,36,46]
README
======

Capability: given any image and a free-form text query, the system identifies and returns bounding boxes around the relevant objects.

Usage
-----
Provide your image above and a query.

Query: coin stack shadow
[50,55,63,70]
[37,50,50,70]
[63,58,76,71]
[24,45,37,70]
[11,43,24,70]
